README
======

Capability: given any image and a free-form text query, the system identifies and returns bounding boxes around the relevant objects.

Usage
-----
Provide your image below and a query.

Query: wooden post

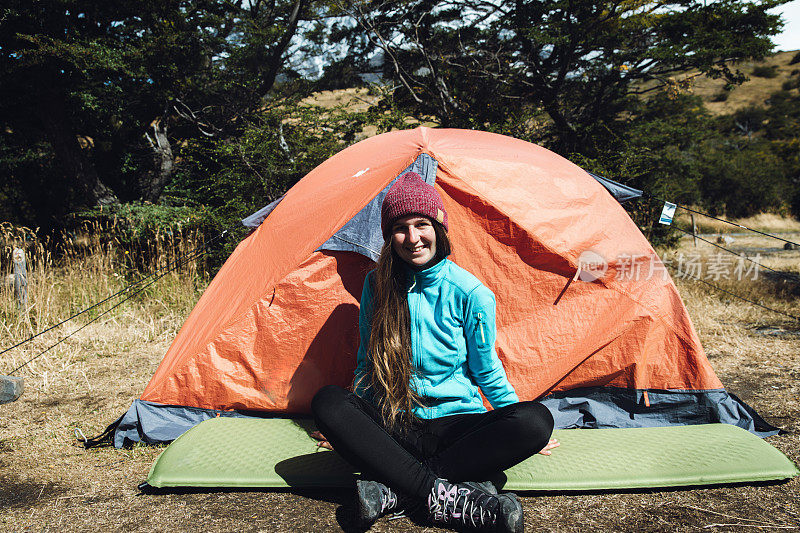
[12,247,27,311]
[691,214,697,248]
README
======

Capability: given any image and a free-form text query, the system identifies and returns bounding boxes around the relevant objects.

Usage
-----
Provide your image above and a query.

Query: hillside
[686,50,800,114]
[305,50,800,120]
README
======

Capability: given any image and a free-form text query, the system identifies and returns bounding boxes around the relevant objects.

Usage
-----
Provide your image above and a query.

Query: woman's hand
[538,438,560,456]
[311,430,333,450]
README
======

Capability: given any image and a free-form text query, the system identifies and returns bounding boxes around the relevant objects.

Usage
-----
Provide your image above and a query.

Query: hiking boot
[355,478,401,527]
[464,480,498,495]
[495,492,524,533]
[427,478,523,532]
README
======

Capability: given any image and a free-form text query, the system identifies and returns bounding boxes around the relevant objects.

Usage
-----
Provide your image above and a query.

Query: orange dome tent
[113,127,776,447]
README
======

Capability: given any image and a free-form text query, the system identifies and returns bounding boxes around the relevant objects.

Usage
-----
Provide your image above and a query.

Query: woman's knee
[511,401,554,449]
[310,384,350,420]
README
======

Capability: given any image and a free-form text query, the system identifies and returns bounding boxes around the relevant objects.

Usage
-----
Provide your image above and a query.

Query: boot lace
[457,488,497,528]
[379,484,398,514]
[428,481,497,528]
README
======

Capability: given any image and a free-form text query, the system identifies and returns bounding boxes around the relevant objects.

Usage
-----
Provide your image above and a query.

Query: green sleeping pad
[145,418,798,491]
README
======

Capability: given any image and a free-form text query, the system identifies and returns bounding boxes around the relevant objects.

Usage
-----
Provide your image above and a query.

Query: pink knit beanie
[381,172,448,238]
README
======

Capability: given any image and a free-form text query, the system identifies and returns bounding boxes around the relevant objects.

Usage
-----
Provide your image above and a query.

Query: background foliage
[1,0,798,260]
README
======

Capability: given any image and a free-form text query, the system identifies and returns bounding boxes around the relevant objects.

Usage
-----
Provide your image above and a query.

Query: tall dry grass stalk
[0,221,209,393]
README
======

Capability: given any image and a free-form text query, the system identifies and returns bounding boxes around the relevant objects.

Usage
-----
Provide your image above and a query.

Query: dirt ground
[1,234,799,532]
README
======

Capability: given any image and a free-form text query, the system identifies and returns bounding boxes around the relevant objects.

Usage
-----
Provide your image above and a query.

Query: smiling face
[391,215,437,268]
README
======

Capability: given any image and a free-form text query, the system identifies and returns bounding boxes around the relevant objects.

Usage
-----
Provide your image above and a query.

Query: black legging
[311,385,554,499]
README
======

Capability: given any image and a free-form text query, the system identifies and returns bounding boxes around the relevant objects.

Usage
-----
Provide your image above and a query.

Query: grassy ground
[675,211,800,235]
[0,220,798,532]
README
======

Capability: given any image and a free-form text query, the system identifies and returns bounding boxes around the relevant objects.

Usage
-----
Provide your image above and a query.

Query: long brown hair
[365,220,451,430]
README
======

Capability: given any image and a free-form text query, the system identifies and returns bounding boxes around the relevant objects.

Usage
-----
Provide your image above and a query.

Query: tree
[0,0,335,228]
[345,0,786,153]
[0,0,123,208]
[0,0,212,218]
[168,100,371,267]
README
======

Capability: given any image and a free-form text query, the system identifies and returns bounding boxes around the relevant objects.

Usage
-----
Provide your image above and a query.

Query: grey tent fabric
[239,154,438,261]
[315,153,438,262]
[241,194,285,229]
[588,172,643,203]
[540,387,779,438]
[115,399,247,448]
[113,387,778,447]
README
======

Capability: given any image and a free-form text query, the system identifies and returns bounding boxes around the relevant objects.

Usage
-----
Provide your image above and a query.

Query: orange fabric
[142,127,721,413]
[145,250,372,411]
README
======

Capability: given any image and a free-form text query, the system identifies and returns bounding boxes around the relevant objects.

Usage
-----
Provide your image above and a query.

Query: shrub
[712,90,730,102]
[782,77,799,91]
[790,51,800,65]
[169,104,370,269]
[74,203,209,273]
[698,141,788,218]
[731,107,767,136]
[791,187,800,220]
[752,65,778,78]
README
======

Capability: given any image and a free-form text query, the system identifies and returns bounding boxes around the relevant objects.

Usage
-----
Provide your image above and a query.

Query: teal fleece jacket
[354,258,519,419]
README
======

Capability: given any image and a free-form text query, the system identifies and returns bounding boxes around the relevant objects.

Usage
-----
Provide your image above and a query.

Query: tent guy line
[647,193,800,249]
[672,225,800,284]
[671,267,800,323]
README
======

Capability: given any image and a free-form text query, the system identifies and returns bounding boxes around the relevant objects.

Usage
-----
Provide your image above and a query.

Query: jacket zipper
[476,312,485,343]
[409,274,423,396]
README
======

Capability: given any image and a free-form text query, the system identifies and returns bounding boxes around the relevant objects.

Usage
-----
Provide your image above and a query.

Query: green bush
[697,141,788,218]
[791,187,800,220]
[168,104,370,270]
[763,90,800,140]
[575,91,794,232]
[724,107,767,137]
[75,202,209,272]
[565,93,715,247]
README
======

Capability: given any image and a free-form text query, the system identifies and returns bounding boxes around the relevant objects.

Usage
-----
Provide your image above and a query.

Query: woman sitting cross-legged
[311,171,558,532]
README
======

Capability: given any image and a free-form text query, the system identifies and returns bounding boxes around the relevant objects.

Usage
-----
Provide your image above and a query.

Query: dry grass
[0,223,798,532]
[0,221,207,396]
[674,210,800,236]
[301,88,380,113]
